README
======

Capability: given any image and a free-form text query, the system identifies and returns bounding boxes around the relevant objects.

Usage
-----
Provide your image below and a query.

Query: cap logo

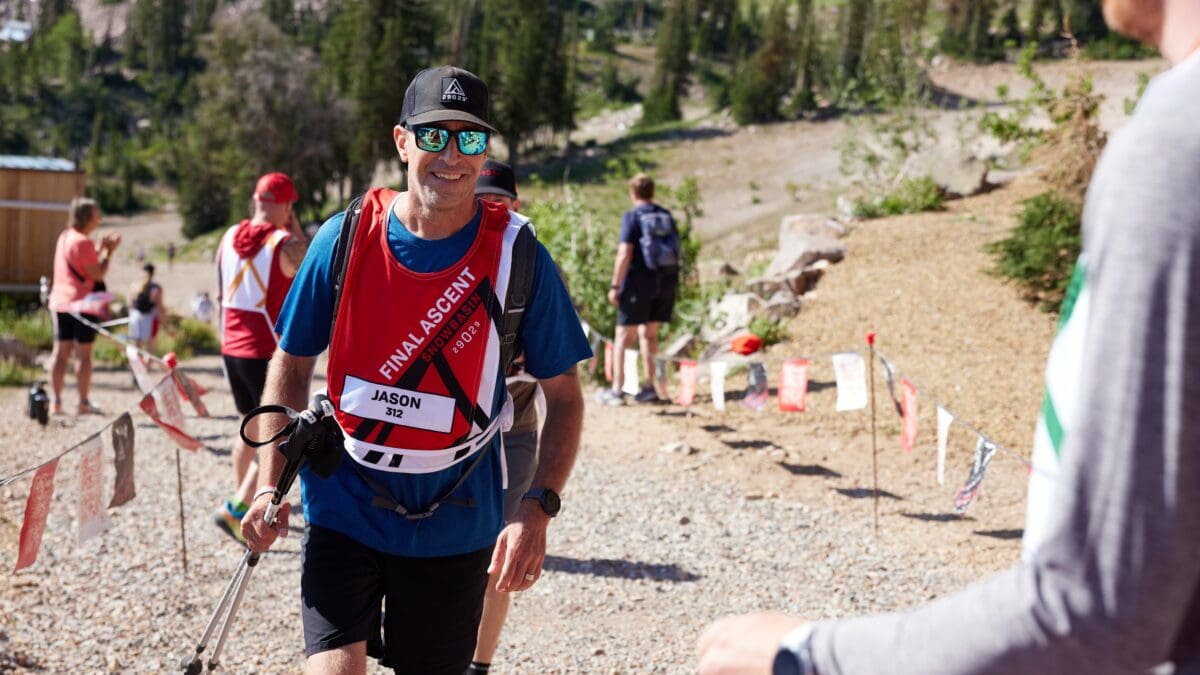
[442,78,467,103]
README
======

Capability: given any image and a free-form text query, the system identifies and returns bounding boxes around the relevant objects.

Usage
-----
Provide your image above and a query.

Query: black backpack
[636,206,680,272]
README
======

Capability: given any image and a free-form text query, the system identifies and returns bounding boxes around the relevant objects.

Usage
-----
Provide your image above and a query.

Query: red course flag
[140,391,203,452]
[675,360,698,406]
[78,436,111,543]
[900,379,919,452]
[174,371,210,417]
[15,460,59,572]
[778,359,810,412]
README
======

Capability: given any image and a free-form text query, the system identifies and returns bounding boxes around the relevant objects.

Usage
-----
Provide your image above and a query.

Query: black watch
[522,488,561,517]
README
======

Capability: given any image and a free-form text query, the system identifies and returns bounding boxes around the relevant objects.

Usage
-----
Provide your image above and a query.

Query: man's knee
[305,641,366,675]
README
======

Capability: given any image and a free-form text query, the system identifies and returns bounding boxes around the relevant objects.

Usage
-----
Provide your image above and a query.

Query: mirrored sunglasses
[411,126,490,156]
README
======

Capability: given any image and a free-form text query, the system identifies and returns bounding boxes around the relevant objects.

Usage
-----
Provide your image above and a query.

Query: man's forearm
[531,370,583,493]
[611,246,633,288]
[254,349,317,491]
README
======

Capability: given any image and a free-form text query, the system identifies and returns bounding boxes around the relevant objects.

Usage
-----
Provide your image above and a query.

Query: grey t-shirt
[804,53,1200,674]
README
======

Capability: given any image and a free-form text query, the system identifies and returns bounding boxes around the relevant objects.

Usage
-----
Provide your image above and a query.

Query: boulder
[0,337,36,367]
[663,332,696,360]
[701,292,763,343]
[763,233,846,281]
[901,145,989,198]
[764,290,802,320]
[778,214,847,243]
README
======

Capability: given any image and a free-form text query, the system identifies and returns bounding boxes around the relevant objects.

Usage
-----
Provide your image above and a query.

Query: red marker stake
[866,332,879,537]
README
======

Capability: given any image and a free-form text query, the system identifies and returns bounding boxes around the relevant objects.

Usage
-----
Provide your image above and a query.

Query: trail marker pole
[175,446,189,575]
[867,332,879,537]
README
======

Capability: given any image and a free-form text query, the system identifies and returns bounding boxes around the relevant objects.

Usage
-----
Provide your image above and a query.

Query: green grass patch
[0,308,53,351]
[853,176,946,219]
[0,357,38,387]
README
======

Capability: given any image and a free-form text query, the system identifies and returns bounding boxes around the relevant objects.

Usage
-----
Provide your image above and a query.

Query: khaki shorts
[501,431,538,520]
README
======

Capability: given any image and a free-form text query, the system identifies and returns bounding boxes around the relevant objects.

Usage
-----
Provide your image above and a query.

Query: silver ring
[524,573,536,581]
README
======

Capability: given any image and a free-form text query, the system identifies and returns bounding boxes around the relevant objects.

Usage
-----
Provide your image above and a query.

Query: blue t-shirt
[276,202,592,557]
[619,202,677,277]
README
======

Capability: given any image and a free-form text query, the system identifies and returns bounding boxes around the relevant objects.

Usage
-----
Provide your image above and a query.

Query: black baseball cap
[400,65,497,133]
[475,159,518,200]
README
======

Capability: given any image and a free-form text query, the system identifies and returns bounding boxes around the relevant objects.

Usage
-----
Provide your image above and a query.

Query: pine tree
[641,0,690,126]
[840,0,872,84]
[729,0,793,124]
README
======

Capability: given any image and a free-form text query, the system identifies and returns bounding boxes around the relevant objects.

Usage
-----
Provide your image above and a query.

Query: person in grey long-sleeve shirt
[697,4,1200,674]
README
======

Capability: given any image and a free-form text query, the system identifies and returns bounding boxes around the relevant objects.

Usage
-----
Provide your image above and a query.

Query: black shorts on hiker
[53,312,99,344]
[617,273,678,326]
[300,524,493,675]
[221,354,269,415]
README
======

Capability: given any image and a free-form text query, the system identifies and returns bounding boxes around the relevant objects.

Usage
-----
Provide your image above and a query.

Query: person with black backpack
[126,263,163,352]
[239,66,589,675]
[597,173,681,406]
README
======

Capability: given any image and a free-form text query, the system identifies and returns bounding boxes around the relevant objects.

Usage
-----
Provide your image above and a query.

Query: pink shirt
[48,228,99,312]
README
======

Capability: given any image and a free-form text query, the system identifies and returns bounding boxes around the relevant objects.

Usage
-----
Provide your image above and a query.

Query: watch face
[543,490,561,516]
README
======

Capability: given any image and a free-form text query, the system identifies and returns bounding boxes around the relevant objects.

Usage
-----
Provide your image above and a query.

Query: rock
[663,332,696,360]
[901,145,989,198]
[701,293,764,342]
[679,516,691,525]
[718,262,740,277]
[0,337,36,367]
[660,442,696,455]
[778,214,847,242]
[744,492,764,501]
[762,234,846,282]
[764,290,802,320]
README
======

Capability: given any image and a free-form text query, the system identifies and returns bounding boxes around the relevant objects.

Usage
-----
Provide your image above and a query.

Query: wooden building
[0,156,85,293]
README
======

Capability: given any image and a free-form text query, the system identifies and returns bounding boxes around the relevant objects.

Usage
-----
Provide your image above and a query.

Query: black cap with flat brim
[475,159,518,200]
[400,65,497,133]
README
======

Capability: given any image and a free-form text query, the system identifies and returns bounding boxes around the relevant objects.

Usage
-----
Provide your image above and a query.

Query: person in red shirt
[47,197,121,415]
[211,172,309,543]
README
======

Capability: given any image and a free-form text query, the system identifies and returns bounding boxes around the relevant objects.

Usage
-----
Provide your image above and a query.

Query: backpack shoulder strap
[499,218,537,375]
[329,193,367,337]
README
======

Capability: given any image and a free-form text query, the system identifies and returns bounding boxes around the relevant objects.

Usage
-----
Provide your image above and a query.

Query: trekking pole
[181,394,339,673]
[181,446,306,673]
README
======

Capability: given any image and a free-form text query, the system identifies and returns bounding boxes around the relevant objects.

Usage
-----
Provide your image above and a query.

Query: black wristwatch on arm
[772,623,816,675]
[522,488,561,517]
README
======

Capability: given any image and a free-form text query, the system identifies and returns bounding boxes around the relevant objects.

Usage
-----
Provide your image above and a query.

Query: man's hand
[240,492,291,553]
[489,499,550,592]
[607,288,620,306]
[696,612,805,675]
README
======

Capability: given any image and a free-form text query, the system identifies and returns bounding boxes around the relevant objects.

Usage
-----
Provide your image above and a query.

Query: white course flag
[832,352,868,411]
[622,349,641,396]
[126,344,155,394]
[936,406,954,486]
[710,361,727,411]
[77,435,111,543]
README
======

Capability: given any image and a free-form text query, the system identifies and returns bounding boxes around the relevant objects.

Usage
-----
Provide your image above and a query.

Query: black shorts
[617,273,678,326]
[52,312,99,344]
[222,354,269,415]
[301,524,493,675]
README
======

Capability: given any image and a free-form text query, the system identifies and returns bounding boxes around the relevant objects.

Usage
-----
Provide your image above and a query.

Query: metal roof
[0,155,77,171]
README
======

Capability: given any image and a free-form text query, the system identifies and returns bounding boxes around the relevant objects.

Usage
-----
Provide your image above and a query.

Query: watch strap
[773,623,815,675]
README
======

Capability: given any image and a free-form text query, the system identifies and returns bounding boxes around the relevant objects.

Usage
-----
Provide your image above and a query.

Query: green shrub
[987,191,1082,312]
[853,176,945,218]
[0,357,38,387]
[748,315,789,348]
[159,317,220,359]
[0,308,53,351]
[92,337,128,364]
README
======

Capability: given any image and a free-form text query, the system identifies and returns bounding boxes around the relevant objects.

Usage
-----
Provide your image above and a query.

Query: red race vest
[328,188,530,474]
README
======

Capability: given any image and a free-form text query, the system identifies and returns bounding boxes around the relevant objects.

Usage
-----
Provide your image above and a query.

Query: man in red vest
[241,66,589,674]
[211,172,309,543]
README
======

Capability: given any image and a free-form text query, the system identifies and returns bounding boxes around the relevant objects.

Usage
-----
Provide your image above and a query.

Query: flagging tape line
[0,369,177,487]
[68,310,166,366]
[875,348,1038,474]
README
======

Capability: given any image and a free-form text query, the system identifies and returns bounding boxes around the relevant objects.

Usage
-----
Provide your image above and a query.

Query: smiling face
[1102,0,1164,44]
[395,120,489,214]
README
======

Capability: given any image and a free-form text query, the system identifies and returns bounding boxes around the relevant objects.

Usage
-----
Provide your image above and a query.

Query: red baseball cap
[254,172,298,203]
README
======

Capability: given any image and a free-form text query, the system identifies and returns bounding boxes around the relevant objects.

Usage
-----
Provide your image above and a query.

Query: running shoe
[594,388,625,406]
[211,506,247,545]
[633,386,661,404]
